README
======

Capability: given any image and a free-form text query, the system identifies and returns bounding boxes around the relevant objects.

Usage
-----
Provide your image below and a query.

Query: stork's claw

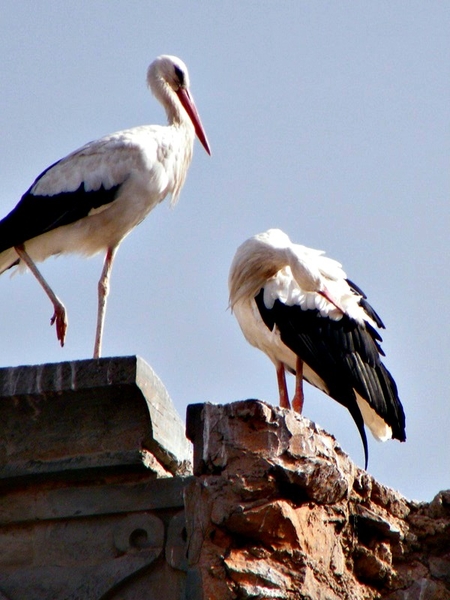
[50,304,68,347]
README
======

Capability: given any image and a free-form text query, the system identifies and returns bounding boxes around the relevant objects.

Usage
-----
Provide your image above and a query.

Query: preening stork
[0,54,210,357]
[229,229,406,468]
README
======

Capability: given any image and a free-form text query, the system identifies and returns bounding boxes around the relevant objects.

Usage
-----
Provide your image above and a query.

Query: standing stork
[229,229,406,468]
[0,55,210,358]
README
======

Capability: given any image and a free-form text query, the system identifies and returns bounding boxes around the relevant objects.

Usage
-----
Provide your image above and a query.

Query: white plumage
[229,229,406,468]
[0,55,210,357]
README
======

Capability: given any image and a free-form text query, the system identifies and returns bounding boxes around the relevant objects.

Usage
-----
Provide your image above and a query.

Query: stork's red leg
[292,356,304,413]
[94,245,118,359]
[276,361,291,409]
[15,244,68,347]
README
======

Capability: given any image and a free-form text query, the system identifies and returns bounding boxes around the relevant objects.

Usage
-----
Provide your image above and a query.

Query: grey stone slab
[0,476,191,525]
[0,356,192,478]
[0,510,187,600]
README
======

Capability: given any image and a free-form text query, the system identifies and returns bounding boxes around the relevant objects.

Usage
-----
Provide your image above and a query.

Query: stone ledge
[0,476,191,526]
[0,355,192,479]
[0,367,448,599]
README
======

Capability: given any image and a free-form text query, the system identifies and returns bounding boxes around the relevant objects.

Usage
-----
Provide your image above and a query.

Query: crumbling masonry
[0,356,448,599]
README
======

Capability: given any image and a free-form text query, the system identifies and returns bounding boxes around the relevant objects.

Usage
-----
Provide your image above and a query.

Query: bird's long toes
[50,307,68,347]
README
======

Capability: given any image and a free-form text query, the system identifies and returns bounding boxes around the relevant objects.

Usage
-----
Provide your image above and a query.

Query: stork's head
[229,230,293,310]
[147,55,211,155]
[148,55,190,92]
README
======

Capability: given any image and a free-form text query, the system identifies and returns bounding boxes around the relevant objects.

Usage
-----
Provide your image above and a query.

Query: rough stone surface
[1,359,449,600]
[0,357,192,599]
[185,400,450,600]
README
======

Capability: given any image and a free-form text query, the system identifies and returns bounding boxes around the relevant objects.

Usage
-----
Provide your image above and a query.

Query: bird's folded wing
[0,140,142,252]
[255,289,405,441]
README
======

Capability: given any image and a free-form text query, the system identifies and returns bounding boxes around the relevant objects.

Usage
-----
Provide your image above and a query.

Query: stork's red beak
[319,288,345,314]
[176,87,211,155]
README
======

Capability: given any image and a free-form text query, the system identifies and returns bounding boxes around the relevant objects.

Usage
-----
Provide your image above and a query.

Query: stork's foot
[50,303,68,347]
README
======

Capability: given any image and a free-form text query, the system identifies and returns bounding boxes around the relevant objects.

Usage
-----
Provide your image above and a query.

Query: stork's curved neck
[168,123,195,204]
[229,246,285,310]
[149,76,187,127]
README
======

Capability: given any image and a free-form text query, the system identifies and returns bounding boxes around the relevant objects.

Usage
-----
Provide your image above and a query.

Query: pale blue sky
[1,2,449,501]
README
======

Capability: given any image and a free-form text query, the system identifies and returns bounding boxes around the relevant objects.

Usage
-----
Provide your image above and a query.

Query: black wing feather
[0,161,121,252]
[347,278,385,329]
[255,289,406,458]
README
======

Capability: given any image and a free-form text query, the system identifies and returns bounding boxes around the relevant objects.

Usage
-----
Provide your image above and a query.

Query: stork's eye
[174,65,185,86]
